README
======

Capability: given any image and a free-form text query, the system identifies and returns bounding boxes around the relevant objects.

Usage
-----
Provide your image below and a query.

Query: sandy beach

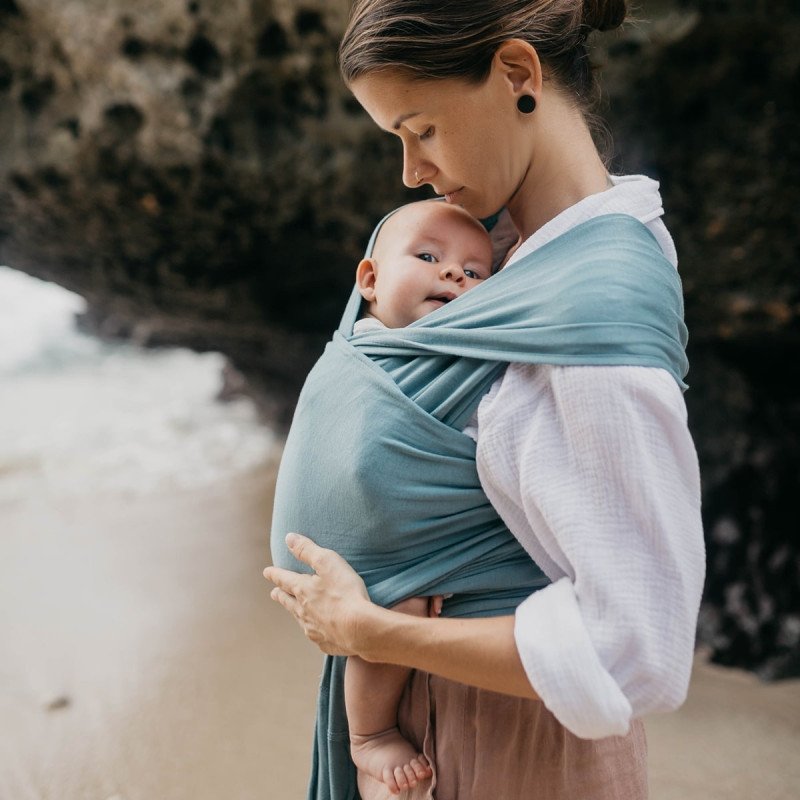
[1,464,798,800]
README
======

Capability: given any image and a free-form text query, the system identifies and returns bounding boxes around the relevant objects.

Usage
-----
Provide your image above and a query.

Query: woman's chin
[446,191,501,220]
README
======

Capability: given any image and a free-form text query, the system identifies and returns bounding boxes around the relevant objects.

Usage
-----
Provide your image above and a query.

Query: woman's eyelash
[419,126,434,140]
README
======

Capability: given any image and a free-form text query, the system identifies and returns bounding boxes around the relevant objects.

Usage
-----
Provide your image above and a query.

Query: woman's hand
[263,533,374,657]
[265,535,538,698]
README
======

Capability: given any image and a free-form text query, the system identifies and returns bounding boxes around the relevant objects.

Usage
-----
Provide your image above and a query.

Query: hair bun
[582,0,627,32]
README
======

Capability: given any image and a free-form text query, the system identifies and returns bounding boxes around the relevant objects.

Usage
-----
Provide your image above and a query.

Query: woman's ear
[356,258,378,302]
[492,39,543,100]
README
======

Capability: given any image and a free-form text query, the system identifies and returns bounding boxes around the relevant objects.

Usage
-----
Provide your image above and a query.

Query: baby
[347,200,493,794]
[352,199,492,333]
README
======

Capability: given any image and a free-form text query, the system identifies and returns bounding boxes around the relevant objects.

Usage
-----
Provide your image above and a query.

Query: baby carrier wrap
[270,210,689,800]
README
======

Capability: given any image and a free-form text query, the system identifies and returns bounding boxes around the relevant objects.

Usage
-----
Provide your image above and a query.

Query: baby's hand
[389,596,445,618]
[428,595,444,618]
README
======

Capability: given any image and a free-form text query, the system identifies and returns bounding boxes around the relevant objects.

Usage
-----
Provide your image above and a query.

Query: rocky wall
[597,0,800,679]
[0,0,417,412]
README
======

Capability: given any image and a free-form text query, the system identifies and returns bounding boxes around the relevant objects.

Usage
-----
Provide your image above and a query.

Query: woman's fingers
[286,533,322,569]
[270,586,302,615]
[261,536,327,590]
[285,532,340,576]
[263,534,373,656]
[262,565,301,595]
[268,584,321,643]
[284,534,371,599]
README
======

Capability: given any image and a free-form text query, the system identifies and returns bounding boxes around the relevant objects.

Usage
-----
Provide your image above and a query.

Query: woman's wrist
[356,601,402,662]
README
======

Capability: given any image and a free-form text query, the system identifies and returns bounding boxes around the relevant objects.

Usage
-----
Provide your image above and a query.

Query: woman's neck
[505,100,610,241]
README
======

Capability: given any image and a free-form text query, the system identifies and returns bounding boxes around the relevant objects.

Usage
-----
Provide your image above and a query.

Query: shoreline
[1,466,798,799]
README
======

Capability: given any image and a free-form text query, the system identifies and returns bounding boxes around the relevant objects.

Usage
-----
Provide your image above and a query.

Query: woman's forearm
[265,536,539,699]
[359,604,540,700]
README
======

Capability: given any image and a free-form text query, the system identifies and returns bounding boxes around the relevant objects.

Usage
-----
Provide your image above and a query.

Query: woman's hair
[339,0,626,123]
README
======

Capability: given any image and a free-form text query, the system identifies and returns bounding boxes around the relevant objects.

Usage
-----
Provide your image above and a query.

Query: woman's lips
[443,188,464,203]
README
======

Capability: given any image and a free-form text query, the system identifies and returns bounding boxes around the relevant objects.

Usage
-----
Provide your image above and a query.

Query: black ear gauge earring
[517,94,536,114]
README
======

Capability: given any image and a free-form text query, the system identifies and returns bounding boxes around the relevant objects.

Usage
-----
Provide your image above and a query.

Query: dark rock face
[598,0,800,679]
[0,0,417,413]
[1,0,798,676]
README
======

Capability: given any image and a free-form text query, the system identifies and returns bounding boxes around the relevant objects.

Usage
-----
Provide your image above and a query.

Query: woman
[265,1,705,798]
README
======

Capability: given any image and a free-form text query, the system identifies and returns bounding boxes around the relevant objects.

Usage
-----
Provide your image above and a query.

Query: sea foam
[0,266,277,504]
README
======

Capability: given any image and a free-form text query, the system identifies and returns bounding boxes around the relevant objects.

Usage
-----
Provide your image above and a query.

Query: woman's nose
[403,159,433,189]
[402,144,435,189]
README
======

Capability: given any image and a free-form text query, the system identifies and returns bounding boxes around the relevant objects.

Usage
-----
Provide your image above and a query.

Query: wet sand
[1,466,798,800]
[647,650,800,800]
[0,463,322,800]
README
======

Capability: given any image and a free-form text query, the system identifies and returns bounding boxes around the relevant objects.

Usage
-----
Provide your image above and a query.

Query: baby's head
[357,200,493,328]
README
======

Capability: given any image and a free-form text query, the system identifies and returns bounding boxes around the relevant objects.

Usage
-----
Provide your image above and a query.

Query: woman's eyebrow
[393,111,421,130]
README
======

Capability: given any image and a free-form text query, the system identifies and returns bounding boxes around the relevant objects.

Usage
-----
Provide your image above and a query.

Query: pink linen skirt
[357,670,648,800]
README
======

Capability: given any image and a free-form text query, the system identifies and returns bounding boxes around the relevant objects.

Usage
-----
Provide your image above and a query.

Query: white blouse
[463,175,706,739]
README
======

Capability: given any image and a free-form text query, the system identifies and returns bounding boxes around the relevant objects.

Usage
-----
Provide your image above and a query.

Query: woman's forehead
[351,72,468,126]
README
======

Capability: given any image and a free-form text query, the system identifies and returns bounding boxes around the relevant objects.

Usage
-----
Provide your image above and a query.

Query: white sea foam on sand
[0,266,277,503]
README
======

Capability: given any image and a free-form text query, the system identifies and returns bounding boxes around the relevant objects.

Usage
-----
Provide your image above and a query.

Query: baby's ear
[356,258,378,302]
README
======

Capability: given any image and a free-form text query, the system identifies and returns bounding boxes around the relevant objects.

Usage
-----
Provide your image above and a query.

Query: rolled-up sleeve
[475,364,705,739]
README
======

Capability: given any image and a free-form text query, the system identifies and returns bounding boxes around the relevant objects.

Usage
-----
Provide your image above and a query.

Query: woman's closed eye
[419,126,434,141]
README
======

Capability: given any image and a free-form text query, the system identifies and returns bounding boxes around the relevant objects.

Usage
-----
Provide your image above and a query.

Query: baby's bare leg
[346,596,435,796]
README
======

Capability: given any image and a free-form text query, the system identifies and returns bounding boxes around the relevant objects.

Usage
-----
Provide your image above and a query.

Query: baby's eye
[416,252,437,263]
[464,269,485,280]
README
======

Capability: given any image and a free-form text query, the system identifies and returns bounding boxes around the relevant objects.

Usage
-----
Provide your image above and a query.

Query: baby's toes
[403,763,419,787]
[411,756,432,779]
[394,765,410,792]
[382,767,401,796]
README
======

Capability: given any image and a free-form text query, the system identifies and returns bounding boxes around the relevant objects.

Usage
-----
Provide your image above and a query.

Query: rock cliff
[1,0,798,676]
[0,0,416,411]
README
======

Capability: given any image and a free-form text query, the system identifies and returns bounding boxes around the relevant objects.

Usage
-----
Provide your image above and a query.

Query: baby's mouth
[428,291,457,305]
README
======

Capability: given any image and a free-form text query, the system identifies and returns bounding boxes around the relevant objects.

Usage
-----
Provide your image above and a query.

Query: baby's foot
[350,727,432,796]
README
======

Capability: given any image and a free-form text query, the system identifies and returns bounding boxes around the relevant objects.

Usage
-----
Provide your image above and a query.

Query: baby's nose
[441,264,466,283]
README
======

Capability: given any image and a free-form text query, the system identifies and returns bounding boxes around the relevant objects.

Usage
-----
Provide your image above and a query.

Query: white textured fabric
[352,316,386,334]
[463,174,705,739]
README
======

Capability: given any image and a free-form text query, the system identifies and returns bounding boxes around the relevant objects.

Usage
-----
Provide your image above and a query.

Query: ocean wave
[0,267,277,503]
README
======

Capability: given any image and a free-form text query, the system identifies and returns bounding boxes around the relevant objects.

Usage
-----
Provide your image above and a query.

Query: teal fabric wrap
[270,212,689,800]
